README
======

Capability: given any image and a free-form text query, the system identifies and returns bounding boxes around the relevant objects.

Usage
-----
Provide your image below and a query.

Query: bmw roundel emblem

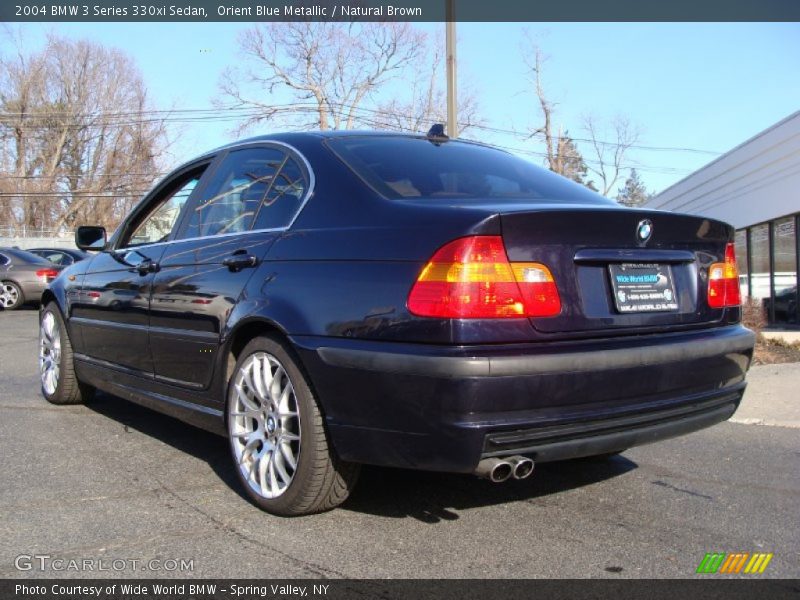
[636,219,653,244]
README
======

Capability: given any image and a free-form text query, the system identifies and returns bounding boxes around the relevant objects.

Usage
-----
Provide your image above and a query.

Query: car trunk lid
[500,207,734,334]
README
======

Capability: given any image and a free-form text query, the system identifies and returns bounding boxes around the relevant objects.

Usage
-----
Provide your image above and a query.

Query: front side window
[180,147,286,239]
[123,172,202,248]
[0,253,8,266]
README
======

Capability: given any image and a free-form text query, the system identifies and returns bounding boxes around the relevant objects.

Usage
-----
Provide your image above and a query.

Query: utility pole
[446,0,457,138]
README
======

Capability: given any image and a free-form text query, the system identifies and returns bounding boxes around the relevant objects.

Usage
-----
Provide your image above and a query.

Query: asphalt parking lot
[1,308,798,579]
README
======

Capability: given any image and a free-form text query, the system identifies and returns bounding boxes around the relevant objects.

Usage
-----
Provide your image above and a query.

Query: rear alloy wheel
[227,336,359,516]
[1,281,23,310]
[40,303,94,405]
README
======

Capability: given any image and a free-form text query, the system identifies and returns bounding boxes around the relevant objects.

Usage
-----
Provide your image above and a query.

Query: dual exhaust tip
[474,456,535,483]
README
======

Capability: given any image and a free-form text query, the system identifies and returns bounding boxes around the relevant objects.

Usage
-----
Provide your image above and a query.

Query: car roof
[28,247,86,255]
[180,129,500,174]
[0,247,54,263]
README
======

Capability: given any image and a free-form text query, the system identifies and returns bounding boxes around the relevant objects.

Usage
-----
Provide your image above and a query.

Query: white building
[646,111,800,326]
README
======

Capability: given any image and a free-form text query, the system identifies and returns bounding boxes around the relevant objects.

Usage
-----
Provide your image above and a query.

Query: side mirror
[75,225,107,251]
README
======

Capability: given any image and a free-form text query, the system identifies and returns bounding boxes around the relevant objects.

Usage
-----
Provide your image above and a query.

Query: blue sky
[7,21,800,196]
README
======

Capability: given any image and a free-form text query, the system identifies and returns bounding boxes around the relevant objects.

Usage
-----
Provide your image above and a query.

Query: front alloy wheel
[39,310,62,395]
[39,303,94,405]
[227,336,359,516]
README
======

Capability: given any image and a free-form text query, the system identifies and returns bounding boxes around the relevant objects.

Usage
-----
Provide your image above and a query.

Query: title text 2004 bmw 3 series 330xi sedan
[39,130,755,516]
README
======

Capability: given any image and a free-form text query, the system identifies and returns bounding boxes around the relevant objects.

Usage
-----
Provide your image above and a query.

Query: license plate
[608,263,679,313]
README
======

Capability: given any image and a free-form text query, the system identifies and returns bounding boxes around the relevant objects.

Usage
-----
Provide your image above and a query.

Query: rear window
[3,248,52,264]
[327,136,613,205]
[32,250,69,265]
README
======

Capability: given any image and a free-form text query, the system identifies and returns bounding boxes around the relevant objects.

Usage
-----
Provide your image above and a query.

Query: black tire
[1,280,24,310]
[226,335,360,516]
[40,302,95,405]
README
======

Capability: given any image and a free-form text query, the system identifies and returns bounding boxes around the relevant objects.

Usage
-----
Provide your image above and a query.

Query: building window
[749,223,770,301]
[734,229,749,298]
[769,217,797,324]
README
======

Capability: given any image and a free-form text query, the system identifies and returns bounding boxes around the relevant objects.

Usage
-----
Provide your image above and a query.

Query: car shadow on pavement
[85,391,637,522]
[85,391,250,503]
[342,458,637,523]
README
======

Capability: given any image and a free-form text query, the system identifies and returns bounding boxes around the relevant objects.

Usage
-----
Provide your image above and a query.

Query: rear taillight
[407,236,561,319]
[708,242,741,309]
[35,268,59,281]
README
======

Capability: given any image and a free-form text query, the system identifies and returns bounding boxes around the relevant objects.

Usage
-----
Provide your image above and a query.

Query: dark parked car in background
[39,130,755,516]
[0,247,62,310]
[27,247,90,266]
[763,285,798,324]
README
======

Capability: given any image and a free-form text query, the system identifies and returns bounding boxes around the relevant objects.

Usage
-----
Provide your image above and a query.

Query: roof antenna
[426,123,449,144]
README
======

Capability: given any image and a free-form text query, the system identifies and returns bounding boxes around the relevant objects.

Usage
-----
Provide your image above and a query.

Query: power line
[0,191,151,197]
[0,173,168,179]
[0,101,723,156]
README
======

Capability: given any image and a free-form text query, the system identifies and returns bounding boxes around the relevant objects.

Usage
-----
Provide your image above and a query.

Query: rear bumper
[481,390,740,462]
[293,325,755,473]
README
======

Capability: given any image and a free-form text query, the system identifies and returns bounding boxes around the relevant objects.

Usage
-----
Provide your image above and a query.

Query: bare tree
[0,33,49,230]
[373,31,481,137]
[522,35,559,172]
[521,33,638,195]
[521,40,597,189]
[0,34,170,233]
[583,115,640,196]
[219,22,425,132]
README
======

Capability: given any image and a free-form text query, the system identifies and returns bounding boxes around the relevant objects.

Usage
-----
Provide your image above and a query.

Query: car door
[149,144,311,391]
[71,162,211,374]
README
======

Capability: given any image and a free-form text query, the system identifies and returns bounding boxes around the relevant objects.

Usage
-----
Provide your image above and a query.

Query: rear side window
[252,156,308,230]
[181,147,286,239]
[36,251,70,265]
[327,136,612,205]
[0,253,8,266]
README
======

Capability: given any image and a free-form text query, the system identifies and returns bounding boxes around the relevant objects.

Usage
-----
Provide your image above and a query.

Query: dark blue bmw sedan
[39,129,754,515]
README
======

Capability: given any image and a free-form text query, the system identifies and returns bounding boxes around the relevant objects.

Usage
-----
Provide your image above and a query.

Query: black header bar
[3,579,800,600]
[2,0,800,22]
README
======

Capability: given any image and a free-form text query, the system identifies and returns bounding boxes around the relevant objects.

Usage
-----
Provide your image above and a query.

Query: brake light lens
[707,242,741,309]
[35,268,60,281]
[407,236,561,318]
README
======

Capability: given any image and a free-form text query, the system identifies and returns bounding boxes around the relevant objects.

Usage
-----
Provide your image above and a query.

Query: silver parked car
[0,248,63,310]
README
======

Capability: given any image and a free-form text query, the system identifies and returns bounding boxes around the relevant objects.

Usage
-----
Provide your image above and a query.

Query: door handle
[136,259,160,275]
[223,254,258,272]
